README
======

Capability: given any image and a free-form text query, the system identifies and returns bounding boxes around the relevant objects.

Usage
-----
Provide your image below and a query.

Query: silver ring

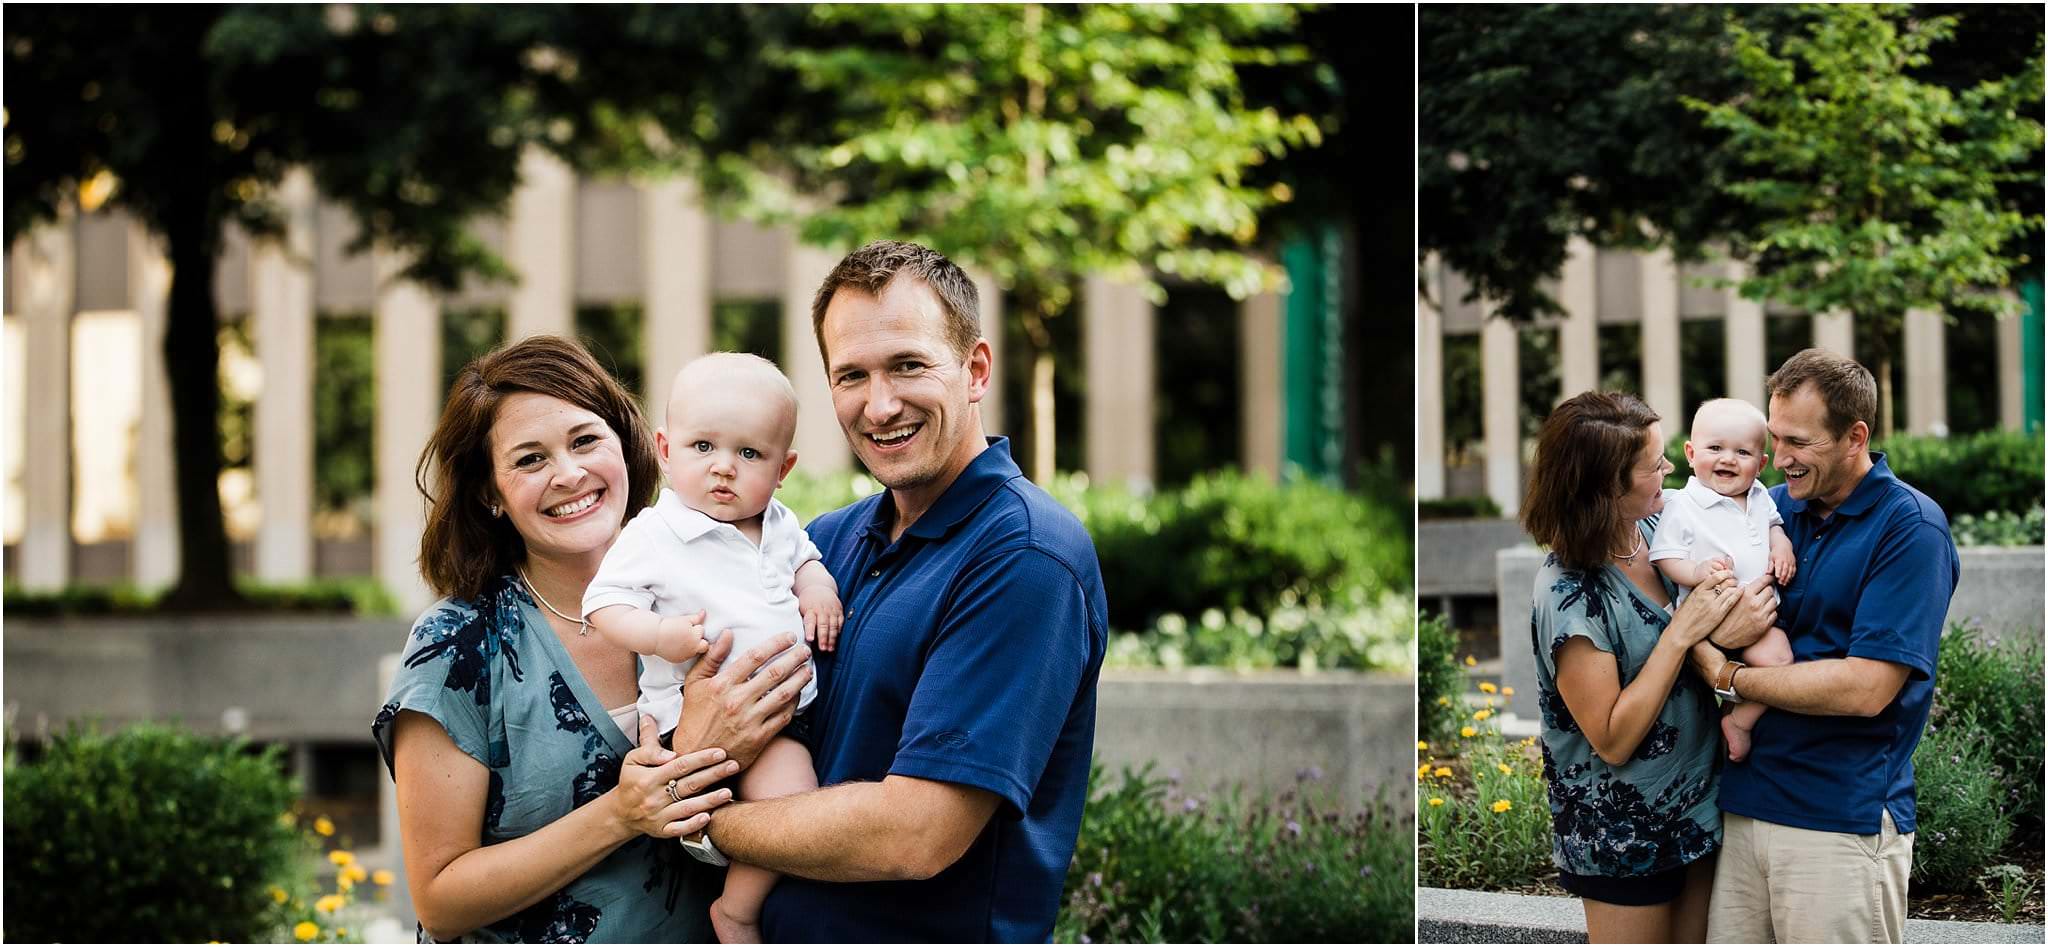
[665,778,681,804]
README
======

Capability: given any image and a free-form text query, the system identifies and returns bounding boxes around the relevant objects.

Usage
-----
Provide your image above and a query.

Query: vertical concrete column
[1239,290,1283,481]
[1557,237,1600,400]
[129,223,179,587]
[783,234,848,472]
[639,177,712,430]
[374,250,440,616]
[1416,255,1446,500]
[1083,276,1156,489]
[12,219,74,589]
[1639,248,1682,424]
[1903,308,1947,435]
[1722,261,1767,410]
[506,147,576,342]
[1813,309,1855,358]
[1998,308,2024,431]
[251,169,317,580]
[1480,311,1520,517]
[965,266,1006,438]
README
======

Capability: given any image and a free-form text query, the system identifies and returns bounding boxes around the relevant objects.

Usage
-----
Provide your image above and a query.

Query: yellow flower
[1416,740,1429,751]
[294,921,319,942]
[342,864,368,884]
[1428,797,1445,807]
[338,929,348,939]
[1460,726,1477,738]
[372,869,395,886]
[327,849,355,867]
[1418,762,1431,777]
[337,873,355,892]
[316,894,346,914]
[1436,696,1452,707]
[1478,682,1498,694]
[1473,709,1492,721]
[1492,799,1513,813]
[313,817,335,837]
[269,886,289,905]
[1484,697,1496,707]
[1464,655,1477,667]
[1503,686,1516,697]
[1434,766,1452,778]
[1497,762,1514,775]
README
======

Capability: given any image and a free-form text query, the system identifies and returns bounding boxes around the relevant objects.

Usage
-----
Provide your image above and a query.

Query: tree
[686,4,1327,483]
[1688,4,2044,435]
[3,6,768,607]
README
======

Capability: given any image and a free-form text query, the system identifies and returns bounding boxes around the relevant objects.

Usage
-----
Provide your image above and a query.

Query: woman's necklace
[520,567,589,637]
[1612,530,1645,563]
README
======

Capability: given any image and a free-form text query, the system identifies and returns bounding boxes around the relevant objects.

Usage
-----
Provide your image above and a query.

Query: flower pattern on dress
[403,584,524,707]
[491,890,603,943]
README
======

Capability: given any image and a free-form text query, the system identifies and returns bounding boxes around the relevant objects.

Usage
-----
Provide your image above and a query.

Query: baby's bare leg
[1722,627,1794,762]
[709,735,817,944]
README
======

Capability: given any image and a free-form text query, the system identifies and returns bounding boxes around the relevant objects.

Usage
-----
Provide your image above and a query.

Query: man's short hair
[1767,348,1877,437]
[809,240,980,363]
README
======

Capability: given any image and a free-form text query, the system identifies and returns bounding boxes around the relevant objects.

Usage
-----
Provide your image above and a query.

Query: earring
[489,504,502,518]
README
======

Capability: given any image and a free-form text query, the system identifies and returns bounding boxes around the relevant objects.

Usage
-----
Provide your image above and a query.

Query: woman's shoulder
[397,575,539,678]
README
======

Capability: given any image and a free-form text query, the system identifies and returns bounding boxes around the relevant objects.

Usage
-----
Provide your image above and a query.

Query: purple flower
[1080,937,1091,945]
[1183,797,1201,812]
[1285,820,1302,837]
[1296,765,1325,783]
[1088,872,1103,888]
[1166,767,1183,785]
[1361,865,1375,878]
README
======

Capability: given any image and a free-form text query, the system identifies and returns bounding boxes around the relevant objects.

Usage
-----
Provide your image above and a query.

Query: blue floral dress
[1530,518,1722,879]
[373,575,721,943]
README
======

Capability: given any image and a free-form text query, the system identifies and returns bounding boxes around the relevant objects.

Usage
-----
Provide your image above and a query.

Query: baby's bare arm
[1654,557,1702,588]
[588,604,707,664]
[793,560,844,651]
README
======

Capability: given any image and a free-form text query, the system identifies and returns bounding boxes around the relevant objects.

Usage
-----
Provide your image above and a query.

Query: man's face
[1768,383,1866,510]
[821,277,991,496]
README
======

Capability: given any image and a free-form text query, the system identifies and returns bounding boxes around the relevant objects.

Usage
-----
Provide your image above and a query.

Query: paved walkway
[1418,887,2045,944]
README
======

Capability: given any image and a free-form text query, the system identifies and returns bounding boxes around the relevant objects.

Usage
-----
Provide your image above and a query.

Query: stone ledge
[1418,887,2046,944]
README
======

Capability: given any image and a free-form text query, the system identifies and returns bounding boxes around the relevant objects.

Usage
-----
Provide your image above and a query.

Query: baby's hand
[1769,546,1796,585]
[799,585,844,652]
[1697,557,1734,586]
[654,611,708,664]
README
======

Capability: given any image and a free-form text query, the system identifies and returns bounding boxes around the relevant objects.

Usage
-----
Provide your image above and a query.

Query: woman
[372,335,812,942]
[1520,391,1758,943]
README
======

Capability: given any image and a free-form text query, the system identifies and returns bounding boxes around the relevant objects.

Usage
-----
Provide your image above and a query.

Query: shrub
[4,725,303,942]
[1911,709,2013,891]
[1058,765,1412,943]
[1951,506,2045,547]
[1416,614,1464,744]
[1931,624,2044,837]
[1418,496,1502,520]
[1102,586,1411,672]
[2,577,398,617]
[1418,724,1551,890]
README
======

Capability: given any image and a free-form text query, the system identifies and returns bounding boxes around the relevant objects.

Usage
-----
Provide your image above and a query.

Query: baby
[581,352,842,943]
[1648,398,1796,763]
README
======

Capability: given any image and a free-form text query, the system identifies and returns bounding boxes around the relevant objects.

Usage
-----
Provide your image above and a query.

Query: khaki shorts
[1707,811,1913,944]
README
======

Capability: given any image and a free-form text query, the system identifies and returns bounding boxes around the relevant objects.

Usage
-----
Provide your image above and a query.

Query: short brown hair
[415,335,660,602]
[809,240,980,364]
[1766,348,1876,437]
[1521,390,1663,572]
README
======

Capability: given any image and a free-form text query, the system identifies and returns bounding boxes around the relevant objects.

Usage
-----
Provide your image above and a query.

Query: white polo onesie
[1649,476,1783,606]
[581,489,823,735]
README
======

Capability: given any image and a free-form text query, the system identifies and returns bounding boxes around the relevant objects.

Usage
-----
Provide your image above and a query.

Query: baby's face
[1684,414,1766,498]
[661,384,796,525]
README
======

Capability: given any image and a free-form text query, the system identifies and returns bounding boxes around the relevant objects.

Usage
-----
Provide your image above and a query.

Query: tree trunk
[157,201,244,611]
[1013,296,1059,485]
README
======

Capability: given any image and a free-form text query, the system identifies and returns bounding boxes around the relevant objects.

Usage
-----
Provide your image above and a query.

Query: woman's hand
[612,714,739,839]
[1665,568,1739,649]
[667,631,813,770]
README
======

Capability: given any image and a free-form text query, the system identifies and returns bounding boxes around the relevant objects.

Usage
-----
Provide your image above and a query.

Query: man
[679,240,1108,942]
[1695,348,1960,944]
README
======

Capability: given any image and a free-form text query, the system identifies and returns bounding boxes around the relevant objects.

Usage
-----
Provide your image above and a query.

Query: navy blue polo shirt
[760,437,1107,943]
[1720,454,1958,836]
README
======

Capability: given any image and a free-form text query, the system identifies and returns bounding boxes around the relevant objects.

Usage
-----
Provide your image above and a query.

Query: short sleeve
[1757,489,1784,527]
[1647,497,1693,563]
[778,501,823,573]
[372,598,506,778]
[890,547,1094,817]
[1535,567,1618,668]
[1847,517,1955,680]
[581,510,666,617]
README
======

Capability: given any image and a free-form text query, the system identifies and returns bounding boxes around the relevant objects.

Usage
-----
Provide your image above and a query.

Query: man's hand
[1708,575,1777,650]
[799,585,844,652]
[668,631,812,770]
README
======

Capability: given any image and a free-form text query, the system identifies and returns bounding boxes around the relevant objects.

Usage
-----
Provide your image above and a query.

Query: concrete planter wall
[1495,545,2045,710]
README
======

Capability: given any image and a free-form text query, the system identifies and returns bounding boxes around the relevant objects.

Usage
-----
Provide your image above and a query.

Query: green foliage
[1930,624,2044,838]
[313,317,376,520]
[1952,506,2046,547]
[1661,429,2044,519]
[1103,586,1410,673]
[2,577,399,617]
[1980,865,2040,925]
[1689,6,2044,333]
[1058,765,1412,943]
[3,725,302,942]
[575,303,646,401]
[777,470,885,526]
[1911,709,2014,892]
[1418,495,1502,521]
[1415,614,1465,744]
[1418,727,1552,889]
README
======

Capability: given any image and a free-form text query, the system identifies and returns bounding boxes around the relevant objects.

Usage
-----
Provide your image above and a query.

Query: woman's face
[486,392,630,565]
[1618,422,1673,524]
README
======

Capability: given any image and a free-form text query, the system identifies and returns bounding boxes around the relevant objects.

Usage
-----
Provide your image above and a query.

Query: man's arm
[708,776,1000,882]
[1732,657,1911,717]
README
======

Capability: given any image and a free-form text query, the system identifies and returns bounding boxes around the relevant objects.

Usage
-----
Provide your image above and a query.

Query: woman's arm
[1553,576,1736,766]
[392,712,737,941]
